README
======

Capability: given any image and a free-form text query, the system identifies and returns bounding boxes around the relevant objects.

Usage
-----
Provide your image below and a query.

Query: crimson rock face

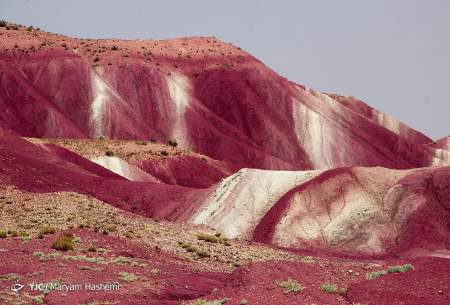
[1,30,446,170]
[434,136,450,150]
[0,27,449,257]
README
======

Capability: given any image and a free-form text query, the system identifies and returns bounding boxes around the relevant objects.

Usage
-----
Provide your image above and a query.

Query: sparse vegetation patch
[38,226,56,239]
[366,270,387,280]
[185,298,229,305]
[119,271,138,282]
[387,264,414,273]
[0,273,19,281]
[178,241,210,258]
[321,283,338,293]
[276,278,304,294]
[195,232,230,246]
[366,263,414,280]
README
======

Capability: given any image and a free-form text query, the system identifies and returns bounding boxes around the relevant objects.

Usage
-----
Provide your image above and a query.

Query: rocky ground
[1,186,449,305]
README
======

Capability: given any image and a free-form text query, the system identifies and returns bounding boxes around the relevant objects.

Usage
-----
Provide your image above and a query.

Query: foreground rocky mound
[195,166,450,257]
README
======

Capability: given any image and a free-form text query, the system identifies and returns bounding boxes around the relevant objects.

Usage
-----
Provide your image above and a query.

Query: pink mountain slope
[0,26,446,170]
[326,93,432,145]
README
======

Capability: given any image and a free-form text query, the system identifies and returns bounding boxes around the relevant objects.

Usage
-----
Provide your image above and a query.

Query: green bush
[0,20,6,27]
[367,263,414,280]
[178,242,210,258]
[387,264,414,273]
[168,140,178,147]
[198,234,218,243]
[32,295,44,304]
[321,283,338,293]
[51,234,75,251]
[119,272,137,282]
[196,232,230,246]
[0,229,7,238]
[366,270,387,280]
[276,278,304,294]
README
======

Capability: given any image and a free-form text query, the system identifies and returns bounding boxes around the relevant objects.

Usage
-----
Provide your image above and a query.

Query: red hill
[0,23,448,305]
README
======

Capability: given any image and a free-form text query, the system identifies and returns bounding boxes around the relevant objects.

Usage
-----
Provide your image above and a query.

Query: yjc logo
[11,282,24,293]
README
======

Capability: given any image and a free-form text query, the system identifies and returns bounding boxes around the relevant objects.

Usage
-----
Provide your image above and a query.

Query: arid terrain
[0,21,449,305]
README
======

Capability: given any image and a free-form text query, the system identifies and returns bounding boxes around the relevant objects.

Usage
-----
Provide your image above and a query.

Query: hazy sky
[1,0,449,139]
